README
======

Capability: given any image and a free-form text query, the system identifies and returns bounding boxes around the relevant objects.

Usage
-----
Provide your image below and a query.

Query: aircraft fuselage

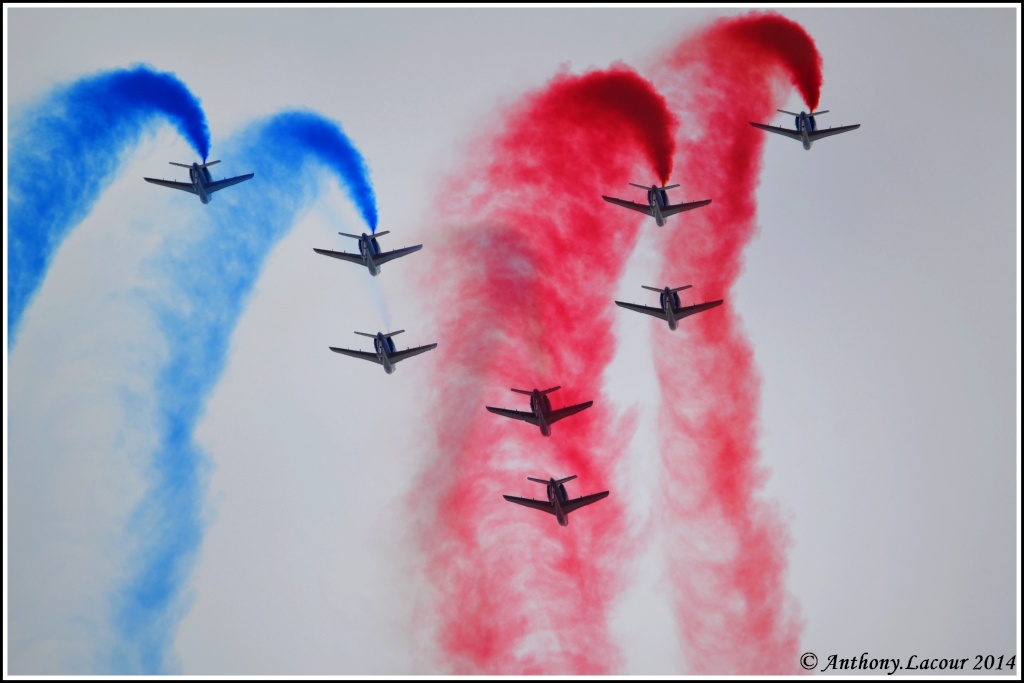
[357,234,384,276]
[373,333,399,373]
[529,391,555,437]
[646,187,671,226]
[545,480,572,526]
[189,164,215,204]
[794,112,818,150]
[660,288,684,330]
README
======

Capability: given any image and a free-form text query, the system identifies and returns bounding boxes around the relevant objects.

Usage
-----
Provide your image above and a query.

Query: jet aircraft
[503,475,609,527]
[615,284,723,331]
[485,386,593,437]
[749,109,860,150]
[329,330,436,374]
[602,183,711,227]
[313,231,422,276]
[143,160,254,204]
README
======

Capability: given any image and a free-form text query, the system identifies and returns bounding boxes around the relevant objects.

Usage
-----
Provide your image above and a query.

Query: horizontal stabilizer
[811,109,829,115]
[540,386,561,395]
[339,230,390,239]
[641,285,692,293]
[777,109,800,116]
[511,388,534,395]
[629,182,680,191]
[382,330,405,338]
[169,160,221,168]
[526,475,577,486]
[354,331,378,338]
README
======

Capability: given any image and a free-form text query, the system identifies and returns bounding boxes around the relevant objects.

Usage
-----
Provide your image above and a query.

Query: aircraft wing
[560,491,610,514]
[672,299,724,319]
[602,196,654,216]
[373,244,423,266]
[614,301,669,321]
[486,406,541,426]
[807,124,861,141]
[143,178,198,194]
[387,343,437,364]
[748,122,804,141]
[313,248,365,265]
[547,401,594,425]
[502,495,557,515]
[205,173,255,194]
[328,347,382,364]
[660,198,712,217]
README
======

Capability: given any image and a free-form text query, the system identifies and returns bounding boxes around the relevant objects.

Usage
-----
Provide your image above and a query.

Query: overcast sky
[5,6,1019,676]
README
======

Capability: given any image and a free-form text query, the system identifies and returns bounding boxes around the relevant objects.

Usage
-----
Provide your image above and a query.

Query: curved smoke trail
[642,12,821,673]
[412,66,677,674]
[108,110,376,673]
[7,65,211,346]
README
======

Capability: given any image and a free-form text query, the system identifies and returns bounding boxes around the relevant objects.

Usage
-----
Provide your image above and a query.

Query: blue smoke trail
[109,110,377,673]
[7,64,210,346]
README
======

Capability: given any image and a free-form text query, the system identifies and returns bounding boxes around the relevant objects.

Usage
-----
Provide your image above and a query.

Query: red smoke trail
[642,13,821,673]
[411,67,676,674]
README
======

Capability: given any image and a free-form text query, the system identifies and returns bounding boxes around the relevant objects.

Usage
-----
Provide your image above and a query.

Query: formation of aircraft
[749,109,861,150]
[329,330,437,375]
[143,160,254,204]
[615,284,724,331]
[486,386,593,437]
[138,98,856,532]
[602,182,711,227]
[503,475,609,527]
[314,231,423,277]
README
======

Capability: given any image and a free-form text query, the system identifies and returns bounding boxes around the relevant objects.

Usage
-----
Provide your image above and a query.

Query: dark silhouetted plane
[615,284,723,330]
[503,475,609,527]
[750,109,860,150]
[486,386,592,437]
[314,231,421,276]
[602,183,711,226]
[144,160,253,204]
[329,330,436,374]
